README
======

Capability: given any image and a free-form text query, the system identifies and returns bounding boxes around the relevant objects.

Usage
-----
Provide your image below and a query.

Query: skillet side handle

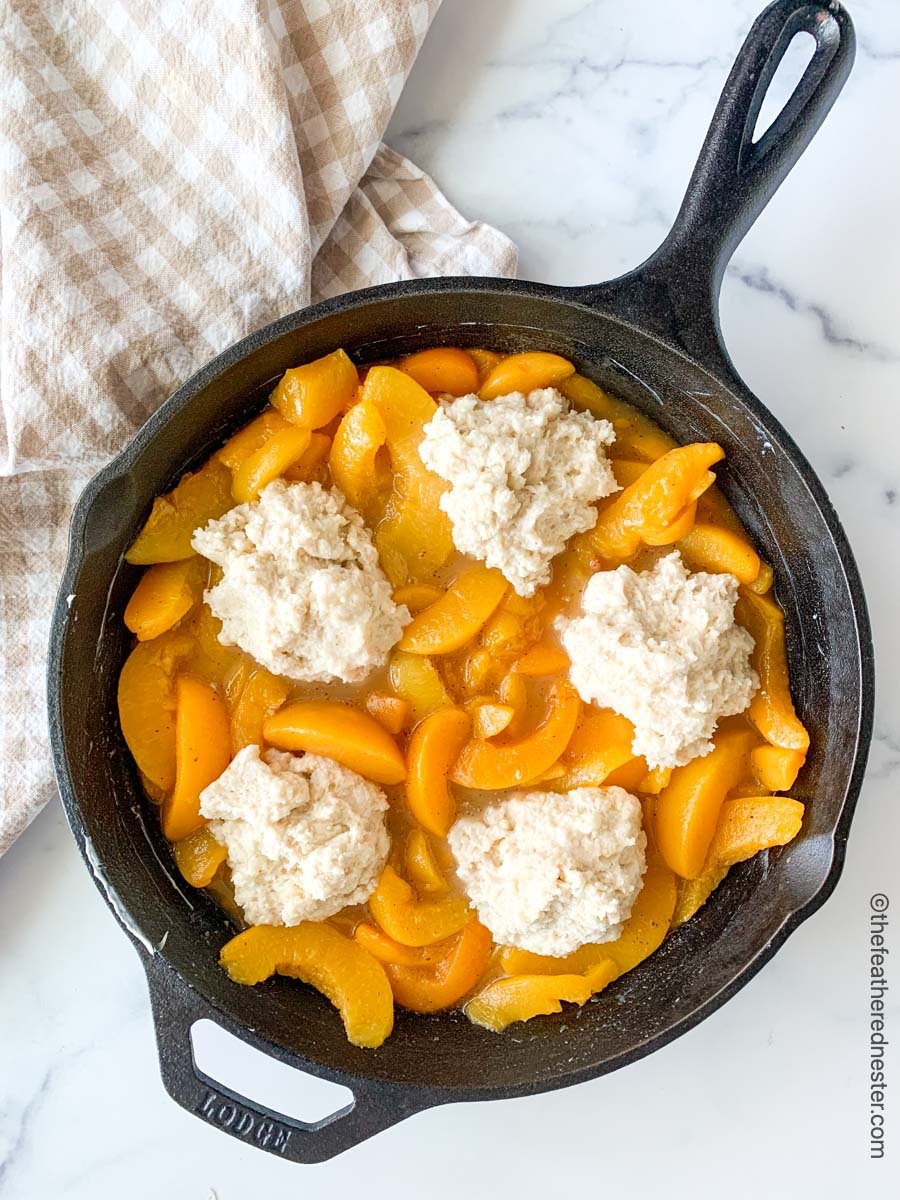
[573,0,855,369]
[145,956,426,1163]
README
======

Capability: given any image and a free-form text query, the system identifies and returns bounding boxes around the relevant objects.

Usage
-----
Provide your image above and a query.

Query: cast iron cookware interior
[48,0,872,1163]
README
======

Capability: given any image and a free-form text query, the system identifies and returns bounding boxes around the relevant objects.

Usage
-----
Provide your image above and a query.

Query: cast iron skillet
[48,0,873,1164]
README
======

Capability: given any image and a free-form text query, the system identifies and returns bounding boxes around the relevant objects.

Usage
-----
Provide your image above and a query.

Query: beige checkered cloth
[0,0,517,855]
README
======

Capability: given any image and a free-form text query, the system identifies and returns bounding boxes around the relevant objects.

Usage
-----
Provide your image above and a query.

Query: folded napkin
[0,0,516,855]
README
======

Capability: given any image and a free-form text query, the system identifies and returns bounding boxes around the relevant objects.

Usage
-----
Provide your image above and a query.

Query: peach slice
[328,395,388,514]
[398,565,508,655]
[479,352,575,401]
[220,923,394,1049]
[388,650,452,724]
[229,667,291,753]
[364,691,411,736]
[736,589,810,753]
[466,974,591,1032]
[263,701,406,785]
[559,706,639,788]
[589,443,724,560]
[282,431,332,481]
[118,630,194,791]
[124,558,204,641]
[451,680,580,790]
[747,561,774,595]
[406,706,471,836]
[401,347,480,396]
[162,676,231,842]
[369,866,470,947]
[216,408,290,473]
[392,583,444,613]
[468,348,503,383]
[270,348,359,429]
[751,743,806,792]
[655,728,756,879]
[125,459,233,564]
[404,828,448,894]
[172,826,228,888]
[512,638,570,677]
[672,795,805,927]
[362,366,453,584]
[468,700,515,740]
[384,920,493,1013]
[353,924,432,967]
[677,522,762,584]
[231,425,312,503]
[642,501,697,546]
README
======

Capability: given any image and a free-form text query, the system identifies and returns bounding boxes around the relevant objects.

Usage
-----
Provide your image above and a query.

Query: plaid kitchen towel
[0,0,517,855]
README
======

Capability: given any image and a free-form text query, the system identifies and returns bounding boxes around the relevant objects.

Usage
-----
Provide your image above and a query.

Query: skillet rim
[47,272,875,1105]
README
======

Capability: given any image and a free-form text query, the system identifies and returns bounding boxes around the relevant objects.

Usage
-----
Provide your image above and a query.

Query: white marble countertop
[2,1,899,1196]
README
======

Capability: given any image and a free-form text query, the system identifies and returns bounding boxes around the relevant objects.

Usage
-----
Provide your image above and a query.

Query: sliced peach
[220,922,394,1048]
[328,395,388,514]
[468,348,503,383]
[353,924,431,967]
[751,743,806,792]
[398,565,508,655]
[638,765,673,794]
[125,458,233,564]
[230,425,311,503]
[404,828,448,894]
[282,431,332,481]
[498,671,528,736]
[270,348,359,429]
[713,795,805,865]
[216,408,290,473]
[118,630,194,790]
[672,795,805,926]
[162,676,231,842]
[589,443,724,560]
[677,522,762,584]
[736,589,810,753]
[466,974,591,1032]
[583,959,621,996]
[263,701,405,784]
[401,347,480,396]
[468,700,515,739]
[369,865,470,947]
[655,728,756,879]
[389,650,452,724]
[451,679,581,790]
[184,601,243,687]
[479,352,575,401]
[500,862,677,977]
[559,706,640,788]
[362,367,453,584]
[406,707,471,836]
[229,667,290,753]
[384,920,493,1013]
[124,558,204,641]
[604,756,650,791]
[513,638,570,676]
[747,561,774,594]
[479,590,544,661]
[172,826,228,888]
[392,583,444,614]
[642,501,697,546]
[365,691,411,736]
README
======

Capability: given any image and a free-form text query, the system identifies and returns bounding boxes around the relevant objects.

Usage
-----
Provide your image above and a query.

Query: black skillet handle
[572,0,855,371]
[145,956,427,1163]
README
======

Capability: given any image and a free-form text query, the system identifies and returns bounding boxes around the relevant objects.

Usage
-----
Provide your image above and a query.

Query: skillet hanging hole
[752,29,817,143]
[189,1018,355,1129]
